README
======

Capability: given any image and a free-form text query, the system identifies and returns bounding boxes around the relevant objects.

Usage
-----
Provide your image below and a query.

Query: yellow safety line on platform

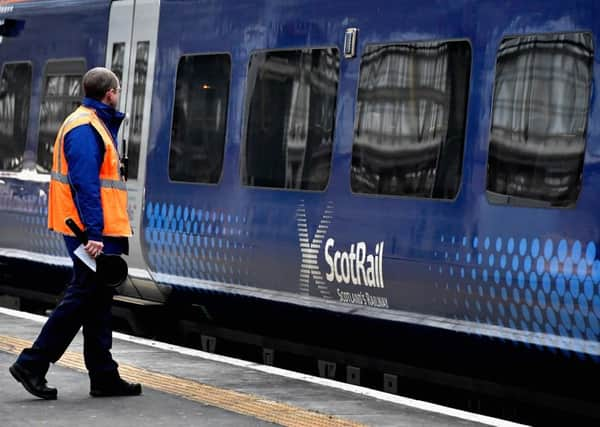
[0,335,364,427]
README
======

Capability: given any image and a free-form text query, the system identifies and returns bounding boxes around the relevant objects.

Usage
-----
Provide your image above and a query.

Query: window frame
[166,51,233,186]
[36,57,87,174]
[484,31,594,209]
[240,45,341,193]
[0,60,33,172]
[349,38,473,202]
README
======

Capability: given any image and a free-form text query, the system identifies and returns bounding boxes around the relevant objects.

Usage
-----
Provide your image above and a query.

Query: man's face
[107,81,121,109]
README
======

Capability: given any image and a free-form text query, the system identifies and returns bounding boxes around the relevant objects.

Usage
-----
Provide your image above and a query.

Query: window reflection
[243,48,339,191]
[36,60,86,173]
[127,41,149,180]
[487,33,593,207]
[0,62,32,171]
[351,41,471,198]
[111,43,125,86]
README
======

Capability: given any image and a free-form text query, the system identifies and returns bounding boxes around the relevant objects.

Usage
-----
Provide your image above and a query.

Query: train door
[106,0,159,279]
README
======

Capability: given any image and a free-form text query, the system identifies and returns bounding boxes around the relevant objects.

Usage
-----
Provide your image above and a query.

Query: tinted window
[169,54,230,183]
[243,48,339,191]
[128,41,150,180]
[351,41,471,198]
[0,62,32,171]
[37,59,86,173]
[110,42,126,96]
[487,33,593,207]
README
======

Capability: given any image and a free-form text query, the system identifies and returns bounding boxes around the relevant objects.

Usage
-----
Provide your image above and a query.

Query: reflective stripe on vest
[47,106,131,237]
[50,171,127,190]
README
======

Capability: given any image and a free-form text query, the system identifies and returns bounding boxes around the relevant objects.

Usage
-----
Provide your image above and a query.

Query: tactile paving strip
[0,335,363,427]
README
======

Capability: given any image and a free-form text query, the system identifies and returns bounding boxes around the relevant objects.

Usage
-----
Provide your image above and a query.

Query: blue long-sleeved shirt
[63,97,128,257]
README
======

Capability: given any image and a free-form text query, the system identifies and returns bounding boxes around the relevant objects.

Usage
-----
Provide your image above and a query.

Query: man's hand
[85,240,104,258]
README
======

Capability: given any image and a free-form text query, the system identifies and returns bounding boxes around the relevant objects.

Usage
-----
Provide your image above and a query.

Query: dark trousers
[17,258,118,380]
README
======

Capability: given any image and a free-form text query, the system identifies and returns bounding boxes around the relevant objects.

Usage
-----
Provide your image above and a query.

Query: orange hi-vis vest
[48,105,131,237]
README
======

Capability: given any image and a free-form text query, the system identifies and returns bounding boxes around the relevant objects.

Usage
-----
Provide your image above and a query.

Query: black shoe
[9,362,57,400]
[90,376,142,397]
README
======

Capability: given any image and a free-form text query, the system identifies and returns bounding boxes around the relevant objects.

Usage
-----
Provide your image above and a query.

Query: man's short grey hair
[83,67,119,101]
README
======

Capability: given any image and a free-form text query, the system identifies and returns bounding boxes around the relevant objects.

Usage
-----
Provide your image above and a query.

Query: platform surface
[0,308,524,427]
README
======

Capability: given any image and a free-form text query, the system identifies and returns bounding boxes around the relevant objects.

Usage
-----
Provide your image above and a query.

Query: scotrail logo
[324,239,384,288]
[296,201,385,298]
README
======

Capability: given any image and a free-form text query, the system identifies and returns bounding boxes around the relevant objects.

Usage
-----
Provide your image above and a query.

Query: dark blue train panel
[0,0,598,366]
[143,0,600,359]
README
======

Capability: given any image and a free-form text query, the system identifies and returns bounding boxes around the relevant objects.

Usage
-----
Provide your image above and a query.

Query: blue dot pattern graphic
[143,201,251,285]
[431,235,600,357]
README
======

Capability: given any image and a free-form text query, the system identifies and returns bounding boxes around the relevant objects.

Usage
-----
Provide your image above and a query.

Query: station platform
[0,307,524,427]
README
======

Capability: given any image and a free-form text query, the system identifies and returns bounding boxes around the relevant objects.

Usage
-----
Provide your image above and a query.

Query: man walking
[9,67,141,399]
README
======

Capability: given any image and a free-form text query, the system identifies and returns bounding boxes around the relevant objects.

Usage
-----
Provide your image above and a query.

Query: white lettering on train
[324,238,384,288]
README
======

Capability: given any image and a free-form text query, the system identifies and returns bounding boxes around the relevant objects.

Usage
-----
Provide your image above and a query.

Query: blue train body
[1,0,599,371]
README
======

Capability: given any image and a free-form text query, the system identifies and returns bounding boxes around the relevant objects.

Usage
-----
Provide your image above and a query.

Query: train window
[351,41,471,199]
[36,59,86,173]
[486,32,593,208]
[127,41,150,180]
[243,48,340,191]
[110,42,125,95]
[0,62,32,171]
[169,54,231,183]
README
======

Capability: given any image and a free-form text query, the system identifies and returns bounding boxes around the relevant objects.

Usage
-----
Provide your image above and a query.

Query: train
[1,0,600,422]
